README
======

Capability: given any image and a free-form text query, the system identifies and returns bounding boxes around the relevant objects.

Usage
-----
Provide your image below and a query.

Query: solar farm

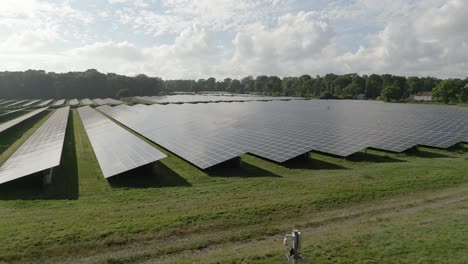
[0,97,467,263]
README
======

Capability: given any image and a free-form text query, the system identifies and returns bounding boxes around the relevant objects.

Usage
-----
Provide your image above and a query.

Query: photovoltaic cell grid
[0,107,69,184]
[38,99,53,106]
[69,99,79,106]
[78,106,167,178]
[0,108,27,118]
[104,98,123,105]
[53,99,66,106]
[99,100,468,169]
[4,100,29,108]
[81,98,94,105]
[0,100,15,106]
[136,94,303,104]
[22,100,41,107]
[0,107,49,134]
[93,98,107,105]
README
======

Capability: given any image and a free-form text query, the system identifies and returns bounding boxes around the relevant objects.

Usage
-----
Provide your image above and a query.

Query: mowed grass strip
[0,109,466,263]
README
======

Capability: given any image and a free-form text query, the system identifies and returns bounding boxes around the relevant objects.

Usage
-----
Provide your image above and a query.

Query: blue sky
[0,0,466,79]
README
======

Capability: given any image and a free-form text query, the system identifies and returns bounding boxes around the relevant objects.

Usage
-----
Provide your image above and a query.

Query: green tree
[381,85,400,102]
[432,79,463,104]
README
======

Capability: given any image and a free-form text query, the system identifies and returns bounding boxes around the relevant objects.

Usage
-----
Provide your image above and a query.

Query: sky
[0,0,467,79]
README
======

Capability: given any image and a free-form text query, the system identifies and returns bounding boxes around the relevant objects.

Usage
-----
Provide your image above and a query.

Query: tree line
[0,70,467,103]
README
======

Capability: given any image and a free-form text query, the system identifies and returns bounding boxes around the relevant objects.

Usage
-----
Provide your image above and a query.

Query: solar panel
[81,99,94,105]
[103,98,123,105]
[22,100,41,107]
[93,98,107,105]
[52,99,66,106]
[100,100,468,169]
[136,94,303,104]
[0,107,49,134]
[0,100,15,106]
[38,99,53,106]
[0,107,69,185]
[0,108,27,118]
[4,100,29,108]
[78,106,167,178]
[69,99,79,106]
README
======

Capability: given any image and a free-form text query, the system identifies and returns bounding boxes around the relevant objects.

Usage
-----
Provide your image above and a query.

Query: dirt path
[152,186,468,263]
[38,184,468,264]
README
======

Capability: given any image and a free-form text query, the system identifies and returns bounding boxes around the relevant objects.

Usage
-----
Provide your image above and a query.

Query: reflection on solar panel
[0,107,48,134]
[38,99,53,106]
[136,94,303,104]
[4,100,29,107]
[0,107,69,185]
[0,100,15,106]
[69,99,79,106]
[100,100,468,169]
[52,99,66,106]
[0,108,27,118]
[81,99,94,105]
[93,98,107,105]
[78,106,167,178]
[22,100,41,107]
[103,98,123,105]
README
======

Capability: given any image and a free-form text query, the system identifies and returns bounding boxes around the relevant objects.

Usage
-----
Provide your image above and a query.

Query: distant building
[413,92,432,101]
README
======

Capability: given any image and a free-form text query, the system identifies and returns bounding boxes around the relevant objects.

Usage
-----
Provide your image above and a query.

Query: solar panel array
[69,99,79,106]
[104,98,124,105]
[81,99,94,105]
[22,100,41,107]
[0,100,15,106]
[5,100,29,108]
[93,98,107,105]
[78,106,167,178]
[38,99,53,106]
[136,94,303,104]
[0,107,48,134]
[0,107,69,184]
[0,108,27,118]
[52,99,66,106]
[99,100,468,169]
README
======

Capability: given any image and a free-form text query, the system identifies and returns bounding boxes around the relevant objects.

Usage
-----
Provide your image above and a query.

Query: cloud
[0,0,92,53]
[70,41,145,61]
[0,0,467,79]
[225,11,335,76]
[337,0,468,77]
[115,0,294,36]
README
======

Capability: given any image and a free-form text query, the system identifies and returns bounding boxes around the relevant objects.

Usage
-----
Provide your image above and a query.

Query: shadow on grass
[448,143,468,154]
[0,111,47,156]
[347,151,407,163]
[207,161,281,178]
[404,147,452,158]
[108,161,191,188]
[0,112,79,200]
[283,156,349,170]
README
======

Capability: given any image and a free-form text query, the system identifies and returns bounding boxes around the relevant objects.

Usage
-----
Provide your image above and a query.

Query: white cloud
[70,41,145,61]
[0,0,467,79]
[337,0,468,77]
[0,0,92,53]
[224,11,334,76]
[115,0,294,36]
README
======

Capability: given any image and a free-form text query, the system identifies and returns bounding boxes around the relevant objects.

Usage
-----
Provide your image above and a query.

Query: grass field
[0,109,467,263]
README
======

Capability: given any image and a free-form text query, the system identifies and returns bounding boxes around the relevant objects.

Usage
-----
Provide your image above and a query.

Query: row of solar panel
[0,105,165,185]
[1,100,467,185]
[136,95,303,104]
[0,107,69,184]
[0,98,124,108]
[98,100,468,169]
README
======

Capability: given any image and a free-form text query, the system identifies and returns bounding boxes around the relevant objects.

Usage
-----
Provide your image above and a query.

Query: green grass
[0,109,467,263]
